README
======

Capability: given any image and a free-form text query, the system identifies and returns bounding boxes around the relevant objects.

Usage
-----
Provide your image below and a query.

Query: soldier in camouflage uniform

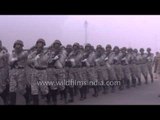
[105,44,117,92]
[154,52,160,79]
[0,40,9,105]
[120,47,131,88]
[112,46,124,90]
[47,40,67,104]
[146,48,154,83]
[95,45,109,94]
[82,43,98,97]
[25,45,37,105]
[127,48,137,87]
[27,39,49,105]
[9,40,28,105]
[65,42,84,101]
[138,48,148,84]
[132,49,142,85]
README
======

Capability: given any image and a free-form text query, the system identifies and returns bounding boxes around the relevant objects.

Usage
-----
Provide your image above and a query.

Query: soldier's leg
[58,69,67,104]
[50,89,58,105]
[0,84,9,105]
[79,86,84,100]
[23,85,32,105]
[148,64,154,83]
[31,70,40,105]
[68,86,74,102]
[9,72,17,105]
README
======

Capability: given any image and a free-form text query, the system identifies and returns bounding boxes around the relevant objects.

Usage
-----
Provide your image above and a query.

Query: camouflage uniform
[47,40,67,104]
[28,49,49,95]
[146,49,154,83]
[0,44,9,104]
[112,50,124,90]
[65,43,84,101]
[137,50,148,84]
[9,40,28,104]
[95,45,109,94]
[120,50,131,88]
[105,50,117,92]
[82,44,98,97]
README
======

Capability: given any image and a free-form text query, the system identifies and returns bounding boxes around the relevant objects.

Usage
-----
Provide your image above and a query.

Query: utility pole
[84,20,88,45]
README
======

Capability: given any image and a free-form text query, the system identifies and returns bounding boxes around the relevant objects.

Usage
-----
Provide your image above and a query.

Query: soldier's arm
[17,51,28,60]
[0,49,8,59]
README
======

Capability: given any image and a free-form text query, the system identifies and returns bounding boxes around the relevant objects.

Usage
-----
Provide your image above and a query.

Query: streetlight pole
[84,20,88,45]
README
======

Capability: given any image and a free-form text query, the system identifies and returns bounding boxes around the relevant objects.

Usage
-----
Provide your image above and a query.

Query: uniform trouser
[25,67,33,105]
[0,67,9,105]
[121,65,131,88]
[96,66,109,93]
[47,68,67,104]
[86,67,98,97]
[79,67,88,99]
[9,68,27,105]
[112,64,124,89]
[146,62,154,81]
[108,65,117,91]
[139,64,148,83]
[30,69,49,105]
[129,64,137,86]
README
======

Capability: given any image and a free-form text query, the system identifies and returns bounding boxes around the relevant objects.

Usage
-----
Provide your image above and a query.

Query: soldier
[65,42,84,101]
[127,48,136,87]
[95,45,109,94]
[132,48,142,86]
[47,40,67,104]
[112,46,124,90]
[25,45,37,105]
[0,40,9,105]
[146,48,154,83]
[138,48,148,84]
[27,38,49,105]
[120,47,131,88]
[9,40,28,105]
[82,43,98,97]
[105,44,117,92]
[154,52,160,79]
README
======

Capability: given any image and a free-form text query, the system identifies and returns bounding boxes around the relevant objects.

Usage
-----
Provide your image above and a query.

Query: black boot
[83,86,87,99]
[151,74,154,83]
[32,95,39,105]
[92,86,98,97]
[23,86,32,105]
[0,85,9,105]
[111,85,115,93]
[79,87,84,101]
[10,92,16,105]
[126,79,130,89]
[119,80,124,90]
[144,76,148,84]
[131,77,136,87]
[68,87,74,103]
[50,89,57,105]
[137,78,141,86]
[61,89,67,104]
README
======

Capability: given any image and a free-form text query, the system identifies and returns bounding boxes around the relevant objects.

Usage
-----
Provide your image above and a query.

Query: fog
[0,15,160,53]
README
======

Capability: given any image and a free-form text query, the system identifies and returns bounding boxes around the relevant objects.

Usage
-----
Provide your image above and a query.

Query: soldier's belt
[35,67,47,70]
[11,66,24,69]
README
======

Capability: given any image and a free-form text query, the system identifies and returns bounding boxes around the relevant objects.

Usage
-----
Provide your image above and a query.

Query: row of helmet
[12,39,151,52]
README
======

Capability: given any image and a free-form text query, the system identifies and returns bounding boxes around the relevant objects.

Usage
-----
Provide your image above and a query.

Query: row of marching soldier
[0,39,156,105]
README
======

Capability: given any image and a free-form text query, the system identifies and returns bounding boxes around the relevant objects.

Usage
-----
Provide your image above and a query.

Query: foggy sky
[0,15,160,53]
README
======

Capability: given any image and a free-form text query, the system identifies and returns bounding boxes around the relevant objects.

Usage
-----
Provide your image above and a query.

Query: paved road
[0,76,160,105]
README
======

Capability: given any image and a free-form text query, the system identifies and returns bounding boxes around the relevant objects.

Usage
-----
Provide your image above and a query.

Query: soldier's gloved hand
[53,55,59,60]
[35,54,40,60]
[82,59,87,62]
[11,57,18,62]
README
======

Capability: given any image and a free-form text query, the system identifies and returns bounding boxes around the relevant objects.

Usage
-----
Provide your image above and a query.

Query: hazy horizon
[0,15,160,54]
